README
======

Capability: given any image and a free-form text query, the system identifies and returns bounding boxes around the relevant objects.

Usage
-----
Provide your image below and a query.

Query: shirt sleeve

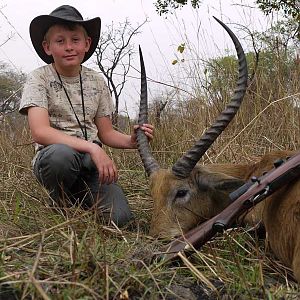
[95,75,114,118]
[19,68,48,115]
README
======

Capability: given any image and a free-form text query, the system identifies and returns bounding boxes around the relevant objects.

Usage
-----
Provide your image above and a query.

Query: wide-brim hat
[30,5,101,64]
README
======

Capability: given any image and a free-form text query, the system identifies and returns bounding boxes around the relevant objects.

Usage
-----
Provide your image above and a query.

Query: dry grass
[0,63,299,299]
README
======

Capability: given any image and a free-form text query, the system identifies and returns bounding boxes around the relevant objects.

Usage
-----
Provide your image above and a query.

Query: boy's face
[42,24,91,74]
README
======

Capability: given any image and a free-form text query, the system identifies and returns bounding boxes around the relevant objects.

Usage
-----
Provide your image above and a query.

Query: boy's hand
[131,123,154,147]
[89,143,118,184]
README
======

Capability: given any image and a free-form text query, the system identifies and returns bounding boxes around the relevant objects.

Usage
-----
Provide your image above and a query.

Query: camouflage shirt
[19,64,114,148]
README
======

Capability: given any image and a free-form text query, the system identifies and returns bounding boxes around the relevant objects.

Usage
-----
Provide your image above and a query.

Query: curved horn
[172,17,248,178]
[136,46,160,176]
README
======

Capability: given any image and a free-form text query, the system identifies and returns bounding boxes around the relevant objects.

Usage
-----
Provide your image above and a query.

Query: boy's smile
[42,24,91,76]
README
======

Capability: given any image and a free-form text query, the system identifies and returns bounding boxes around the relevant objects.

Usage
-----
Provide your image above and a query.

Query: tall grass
[0,30,299,300]
[149,53,299,166]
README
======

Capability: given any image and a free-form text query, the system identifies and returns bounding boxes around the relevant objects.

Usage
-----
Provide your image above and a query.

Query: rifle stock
[161,151,300,262]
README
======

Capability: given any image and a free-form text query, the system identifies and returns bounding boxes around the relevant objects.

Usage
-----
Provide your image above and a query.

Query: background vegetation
[0,2,299,299]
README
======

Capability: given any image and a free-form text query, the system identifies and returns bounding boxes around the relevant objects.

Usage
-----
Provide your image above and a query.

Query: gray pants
[33,144,133,227]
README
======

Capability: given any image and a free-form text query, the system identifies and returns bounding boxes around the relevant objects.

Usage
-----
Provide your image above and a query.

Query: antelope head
[136,17,248,238]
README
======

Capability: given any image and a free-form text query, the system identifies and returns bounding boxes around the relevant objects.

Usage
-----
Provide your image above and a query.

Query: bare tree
[0,62,25,114]
[0,32,14,48]
[150,91,176,126]
[0,20,20,115]
[0,62,26,139]
[95,19,147,125]
[0,88,22,114]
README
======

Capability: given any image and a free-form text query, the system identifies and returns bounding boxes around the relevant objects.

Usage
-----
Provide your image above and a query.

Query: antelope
[136,18,300,282]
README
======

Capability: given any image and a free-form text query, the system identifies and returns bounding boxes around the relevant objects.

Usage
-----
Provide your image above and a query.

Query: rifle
[160,151,300,262]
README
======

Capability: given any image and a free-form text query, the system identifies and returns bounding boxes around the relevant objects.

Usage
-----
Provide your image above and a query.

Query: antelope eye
[175,189,188,198]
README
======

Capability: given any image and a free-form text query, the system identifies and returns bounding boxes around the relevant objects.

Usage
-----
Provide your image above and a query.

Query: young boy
[19,5,154,226]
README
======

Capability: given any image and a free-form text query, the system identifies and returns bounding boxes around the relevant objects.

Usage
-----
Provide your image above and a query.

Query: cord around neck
[56,68,88,140]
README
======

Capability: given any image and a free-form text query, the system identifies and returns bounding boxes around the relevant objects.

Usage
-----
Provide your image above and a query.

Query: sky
[0,0,270,117]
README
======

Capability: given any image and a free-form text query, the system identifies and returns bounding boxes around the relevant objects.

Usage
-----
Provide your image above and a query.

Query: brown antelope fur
[149,150,300,282]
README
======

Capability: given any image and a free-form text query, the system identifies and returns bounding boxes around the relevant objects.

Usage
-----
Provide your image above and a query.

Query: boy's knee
[98,183,133,227]
[39,144,81,172]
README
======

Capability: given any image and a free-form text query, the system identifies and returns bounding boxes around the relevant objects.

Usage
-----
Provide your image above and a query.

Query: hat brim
[30,15,101,64]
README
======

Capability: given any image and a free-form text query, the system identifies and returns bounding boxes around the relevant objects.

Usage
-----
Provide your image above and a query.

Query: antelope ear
[210,176,245,209]
[195,170,244,193]
[195,171,245,208]
[213,177,245,193]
